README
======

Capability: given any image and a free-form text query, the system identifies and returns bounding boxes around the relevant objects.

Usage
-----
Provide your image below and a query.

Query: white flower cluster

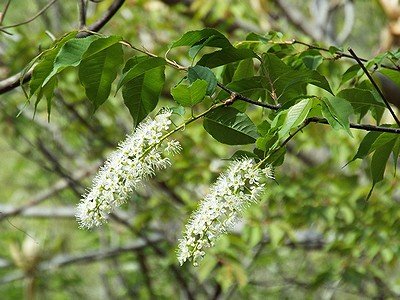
[177,158,273,266]
[76,110,181,229]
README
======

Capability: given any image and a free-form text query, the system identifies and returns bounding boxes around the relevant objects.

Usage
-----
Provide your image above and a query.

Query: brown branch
[78,0,87,29]
[278,39,400,71]
[0,164,98,221]
[0,0,126,95]
[0,236,164,285]
[217,82,281,110]
[306,117,400,134]
[76,0,126,37]
[0,0,57,30]
[0,0,12,25]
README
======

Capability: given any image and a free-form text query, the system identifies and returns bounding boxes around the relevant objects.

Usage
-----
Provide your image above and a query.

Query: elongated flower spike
[177,158,274,266]
[76,109,181,229]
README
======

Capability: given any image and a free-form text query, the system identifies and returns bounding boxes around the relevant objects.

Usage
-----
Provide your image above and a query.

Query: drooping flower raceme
[76,110,181,229]
[177,158,274,266]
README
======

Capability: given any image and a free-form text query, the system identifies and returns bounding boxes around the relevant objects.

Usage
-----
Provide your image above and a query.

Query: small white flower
[76,110,181,229]
[177,158,273,266]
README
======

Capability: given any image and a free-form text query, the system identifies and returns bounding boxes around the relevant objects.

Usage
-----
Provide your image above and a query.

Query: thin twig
[0,164,98,221]
[0,0,12,25]
[78,0,87,28]
[0,0,57,30]
[217,82,281,110]
[76,0,126,37]
[277,39,400,71]
[348,48,400,127]
[306,117,400,133]
[0,0,126,94]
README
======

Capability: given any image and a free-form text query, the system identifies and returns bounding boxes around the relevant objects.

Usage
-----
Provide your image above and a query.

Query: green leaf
[275,98,313,138]
[308,70,333,94]
[393,137,400,174]
[171,79,208,107]
[187,65,217,95]
[197,47,257,69]
[349,131,381,163]
[368,138,396,198]
[117,56,166,91]
[262,53,332,103]
[340,64,361,85]
[301,54,323,70]
[232,58,254,81]
[122,65,165,127]
[81,35,122,60]
[203,107,259,145]
[29,31,78,97]
[34,76,58,121]
[348,131,398,165]
[79,42,124,111]
[170,28,232,49]
[265,146,286,166]
[320,96,354,136]
[337,88,386,121]
[43,35,100,86]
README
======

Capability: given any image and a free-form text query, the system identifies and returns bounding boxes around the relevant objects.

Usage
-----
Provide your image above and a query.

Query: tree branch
[217,82,281,110]
[0,236,163,285]
[78,0,87,29]
[0,0,57,30]
[76,0,126,37]
[0,164,98,221]
[348,48,400,127]
[306,117,400,134]
[276,39,400,71]
[0,0,126,95]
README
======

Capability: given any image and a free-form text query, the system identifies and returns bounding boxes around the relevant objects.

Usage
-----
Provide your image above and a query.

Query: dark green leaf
[302,56,323,70]
[265,146,286,166]
[43,35,99,86]
[187,65,217,95]
[171,79,208,107]
[197,48,257,69]
[34,76,57,121]
[79,42,124,111]
[328,46,342,54]
[170,28,232,49]
[232,59,255,81]
[338,88,386,121]
[29,31,78,97]
[368,138,396,198]
[348,131,398,165]
[349,131,381,163]
[117,57,166,91]
[81,35,122,60]
[203,107,259,145]
[263,53,332,103]
[341,64,361,85]
[393,137,400,174]
[122,65,165,127]
[308,70,333,94]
